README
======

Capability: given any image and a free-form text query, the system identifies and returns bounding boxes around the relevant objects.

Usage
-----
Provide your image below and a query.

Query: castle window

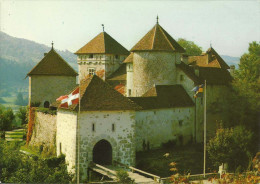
[112,124,115,132]
[92,123,95,132]
[44,101,50,108]
[115,55,119,59]
[180,75,184,81]
[89,54,94,58]
[89,68,95,75]
[179,120,183,127]
[128,89,131,96]
[59,143,62,154]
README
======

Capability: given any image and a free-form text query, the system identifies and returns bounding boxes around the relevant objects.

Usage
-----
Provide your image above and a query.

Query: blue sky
[0,0,259,57]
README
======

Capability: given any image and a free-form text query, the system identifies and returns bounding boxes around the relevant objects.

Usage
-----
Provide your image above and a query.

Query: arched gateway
[93,139,112,165]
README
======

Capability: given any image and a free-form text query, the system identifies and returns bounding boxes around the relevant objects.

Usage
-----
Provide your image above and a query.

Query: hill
[0,31,78,97]
[0,31,240,100]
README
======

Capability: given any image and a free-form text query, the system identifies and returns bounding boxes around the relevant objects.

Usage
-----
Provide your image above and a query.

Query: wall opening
[44,101,50,108]
[93,139,112,165]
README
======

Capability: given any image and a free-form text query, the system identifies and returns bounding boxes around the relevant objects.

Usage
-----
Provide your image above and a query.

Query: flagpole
[77,83,81,184]
[203,80,207,177]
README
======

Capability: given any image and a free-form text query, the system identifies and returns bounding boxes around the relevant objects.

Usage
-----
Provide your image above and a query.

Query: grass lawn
[136,144,214,177]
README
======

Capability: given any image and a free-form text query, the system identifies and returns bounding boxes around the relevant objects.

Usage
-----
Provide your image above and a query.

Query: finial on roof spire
[210,41,212,48]
[156,15,159,24]
[102,24,104,32]
[51,41,54,49]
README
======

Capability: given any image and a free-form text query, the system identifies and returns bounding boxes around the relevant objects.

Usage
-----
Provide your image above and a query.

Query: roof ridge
[151,24,157,50]
[159,25,175,51]
[103,32,107,53]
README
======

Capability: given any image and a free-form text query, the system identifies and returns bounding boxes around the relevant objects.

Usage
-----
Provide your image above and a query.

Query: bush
[17,107,28,125]
[207,125,254,172]
[0,106,15,131]
[36,107,57,115]
[116,169,133,184]
[0,140,73,183]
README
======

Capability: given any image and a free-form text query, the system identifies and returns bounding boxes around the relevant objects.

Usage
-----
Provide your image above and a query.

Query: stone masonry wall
[56,110,78,173]
[29,112,57,153]
[132,52,180,97]
[135,107,194,151]
[29,75,76,107]
[78,110,136,180]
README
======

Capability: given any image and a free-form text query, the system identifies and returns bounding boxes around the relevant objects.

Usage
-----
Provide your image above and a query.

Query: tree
[0,141,73,183]
[177,38,203,56]
[0,106,15,131]
[207,125,254,172]
[17,107,28,125]
[15,92,26,106]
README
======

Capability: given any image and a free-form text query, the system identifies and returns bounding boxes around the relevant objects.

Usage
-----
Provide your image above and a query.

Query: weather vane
[156,15,159,24]
[102,24,104,32]
[51,41,54,49]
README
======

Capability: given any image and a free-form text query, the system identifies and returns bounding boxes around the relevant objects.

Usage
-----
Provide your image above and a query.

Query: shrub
[116,169,133,184]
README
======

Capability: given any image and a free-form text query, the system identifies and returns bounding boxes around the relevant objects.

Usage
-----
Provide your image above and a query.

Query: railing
[113,160,161,183]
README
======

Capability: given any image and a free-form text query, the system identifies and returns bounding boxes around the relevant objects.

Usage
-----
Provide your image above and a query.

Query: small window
[89,54,94,58]
[44,101,50,108]
[59,143,62,154]
[115,55,119,59]
[128,64,131,69]
[112,124,115,132]
[179,120,183,127]
[89,68,95,75]
[92,123,95,132]
[180,75,184,81]
[128,89,131,96]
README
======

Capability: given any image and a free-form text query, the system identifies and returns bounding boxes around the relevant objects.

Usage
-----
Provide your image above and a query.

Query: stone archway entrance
[93,139,112,165]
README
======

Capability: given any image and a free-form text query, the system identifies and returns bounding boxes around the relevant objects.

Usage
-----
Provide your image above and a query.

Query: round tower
[129,21,185,97]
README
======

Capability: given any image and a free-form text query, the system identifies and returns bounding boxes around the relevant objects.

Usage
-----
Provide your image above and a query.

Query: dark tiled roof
[123,52,134,63]
[131,24,185,53]
[176,62,201,84]
[198,67,233,85]
[59,75,141,111]
[188,47,230,69]
[75,32,129,55]
[27,48,78,76]
[129,85,194,110]
[107,64,126,81]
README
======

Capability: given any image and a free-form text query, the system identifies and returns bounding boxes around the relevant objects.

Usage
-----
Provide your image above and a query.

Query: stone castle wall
[29,112,57,153]
[78,110,136,180]
[135,107,194,151]
[29,75,76,107]
[56,110,78,173]
[132,52,181,96]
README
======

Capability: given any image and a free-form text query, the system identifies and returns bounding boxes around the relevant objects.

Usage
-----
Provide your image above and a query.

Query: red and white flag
[56,87,79,108]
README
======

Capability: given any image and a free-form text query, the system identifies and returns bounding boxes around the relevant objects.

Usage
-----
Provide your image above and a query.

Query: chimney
[44,53,47,56]
[230,65,235,76]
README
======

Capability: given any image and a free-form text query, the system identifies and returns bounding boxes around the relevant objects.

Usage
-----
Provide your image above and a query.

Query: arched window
[44,101,50,108]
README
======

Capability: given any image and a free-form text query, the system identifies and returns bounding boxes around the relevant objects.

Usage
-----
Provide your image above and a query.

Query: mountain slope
[0,31,78,96]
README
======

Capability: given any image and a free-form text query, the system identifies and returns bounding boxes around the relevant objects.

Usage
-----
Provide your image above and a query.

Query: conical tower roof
[75,32,129,55]
[27,48,77,76]
[131,23,185,53]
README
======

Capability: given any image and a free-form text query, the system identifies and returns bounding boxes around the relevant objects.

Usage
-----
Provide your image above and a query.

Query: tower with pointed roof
[125,19,185,97]
[27,45,78,107]
[75,30,129,82]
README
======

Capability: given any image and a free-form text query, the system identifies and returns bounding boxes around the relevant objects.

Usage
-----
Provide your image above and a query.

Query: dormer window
[89,54,94,59]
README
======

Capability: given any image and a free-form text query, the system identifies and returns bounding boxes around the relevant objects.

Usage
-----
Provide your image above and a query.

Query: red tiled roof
[75,32,129,55]
[59,75,141,111]
[188,47,230,69]
[27,48,78,76]
[129,85,194,110]
[131,24,185,53]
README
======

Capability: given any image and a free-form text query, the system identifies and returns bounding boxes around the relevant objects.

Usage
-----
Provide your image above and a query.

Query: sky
[0,0,259,57]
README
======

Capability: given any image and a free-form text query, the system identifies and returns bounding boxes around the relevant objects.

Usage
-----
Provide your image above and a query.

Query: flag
[57,87,79,108]
[192,84,204,98]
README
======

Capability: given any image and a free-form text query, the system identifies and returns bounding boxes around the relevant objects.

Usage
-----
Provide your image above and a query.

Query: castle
[27,19,232,180]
